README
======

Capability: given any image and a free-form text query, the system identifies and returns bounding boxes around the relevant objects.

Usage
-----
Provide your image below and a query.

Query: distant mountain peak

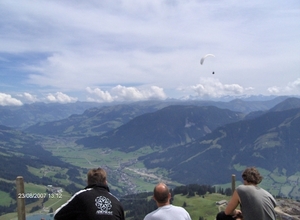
[269,97,300,112]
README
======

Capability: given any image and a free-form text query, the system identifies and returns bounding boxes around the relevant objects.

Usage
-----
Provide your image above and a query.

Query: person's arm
[54,194,82,220]
[224,190,241,216]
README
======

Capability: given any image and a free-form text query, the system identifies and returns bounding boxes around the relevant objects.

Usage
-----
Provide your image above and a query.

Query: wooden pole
[231,174,236,195]
[16,176,26,220]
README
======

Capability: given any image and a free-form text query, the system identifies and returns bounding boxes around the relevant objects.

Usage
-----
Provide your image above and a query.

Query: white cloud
[0,93,23,106]
[86,87,114,103]
[190,78,247,98]
[18,92,39,103]
[268,78,300,95]
[111,85,167,101]
[46,92,78,103]
[288,78,300,90]
[267,86,280,94]
[86,85,167,102]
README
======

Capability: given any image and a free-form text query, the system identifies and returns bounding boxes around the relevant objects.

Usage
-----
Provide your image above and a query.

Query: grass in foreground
[172,193,230,220]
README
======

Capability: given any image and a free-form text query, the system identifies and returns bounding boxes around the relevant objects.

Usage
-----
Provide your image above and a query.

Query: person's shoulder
[72,188,93,198]
[235,184,248,193]
[260,187,275,197]
[78,187,93,194]
[143,214,151,220]
[172,205,189,212]
[172,205,185,209]
[171,205,191,219]
[236,184,249,191]
[143,209,158,220]
[107,192,122,202]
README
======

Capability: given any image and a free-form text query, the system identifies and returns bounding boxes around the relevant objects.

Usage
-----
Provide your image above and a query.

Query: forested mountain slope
[141,106,300,185]
[76,105,244,152]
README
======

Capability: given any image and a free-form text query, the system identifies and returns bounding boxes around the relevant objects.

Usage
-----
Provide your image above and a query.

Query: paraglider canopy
[200,54,215,65]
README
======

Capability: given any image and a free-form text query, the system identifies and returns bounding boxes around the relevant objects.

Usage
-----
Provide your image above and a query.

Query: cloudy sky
[0,0,299,105]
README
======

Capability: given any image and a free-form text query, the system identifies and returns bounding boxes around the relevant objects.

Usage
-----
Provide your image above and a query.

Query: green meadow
[172,193,230,220]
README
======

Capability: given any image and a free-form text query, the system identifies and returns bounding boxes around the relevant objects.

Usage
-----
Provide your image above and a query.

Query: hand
[233,209,242,218]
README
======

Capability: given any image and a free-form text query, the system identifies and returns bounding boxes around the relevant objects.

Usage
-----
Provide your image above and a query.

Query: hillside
[75,105,244,152]
[243,97,300,120]
[0,125,90,216]
[140,106,300,187]
[24,103,163,137]
[0,102,102,129]
[269,97,300,112]
[0,125,66,181]
[6,96,289,131]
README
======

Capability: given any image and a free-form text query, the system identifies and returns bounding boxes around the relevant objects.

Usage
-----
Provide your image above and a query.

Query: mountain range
[73,97,300,185]
[0,96,289,130]
[75,105,245,152]
[143,103,300,185]
[0,96,300,199]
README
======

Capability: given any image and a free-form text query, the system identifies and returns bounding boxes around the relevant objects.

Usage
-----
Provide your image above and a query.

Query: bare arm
[224,190,241,216]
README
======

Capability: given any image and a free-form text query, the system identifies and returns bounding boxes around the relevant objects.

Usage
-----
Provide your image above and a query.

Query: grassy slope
[0,181,72,220]
[172,193,230,220]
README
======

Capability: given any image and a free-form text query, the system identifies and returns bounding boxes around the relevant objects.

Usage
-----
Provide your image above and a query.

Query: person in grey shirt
[144,182,192,220]
[216,167,277,220]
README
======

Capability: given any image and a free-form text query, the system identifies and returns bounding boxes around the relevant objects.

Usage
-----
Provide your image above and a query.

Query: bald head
[153,183,170,204]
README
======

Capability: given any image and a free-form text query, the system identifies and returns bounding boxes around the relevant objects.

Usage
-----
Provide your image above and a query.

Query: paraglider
[200,54,215,74]
[200,54,215,65]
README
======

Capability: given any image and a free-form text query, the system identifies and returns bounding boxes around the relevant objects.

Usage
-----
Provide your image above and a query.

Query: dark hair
[153,183,169,203]
[242,167,263,184]
[87,168,107,185]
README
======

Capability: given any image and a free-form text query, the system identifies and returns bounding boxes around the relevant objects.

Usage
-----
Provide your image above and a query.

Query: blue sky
[0,0,299,105]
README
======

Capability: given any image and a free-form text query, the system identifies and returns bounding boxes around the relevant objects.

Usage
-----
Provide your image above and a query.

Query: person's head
[242,167,263,185]
[153,183,171,206]
[87,168,107,186]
